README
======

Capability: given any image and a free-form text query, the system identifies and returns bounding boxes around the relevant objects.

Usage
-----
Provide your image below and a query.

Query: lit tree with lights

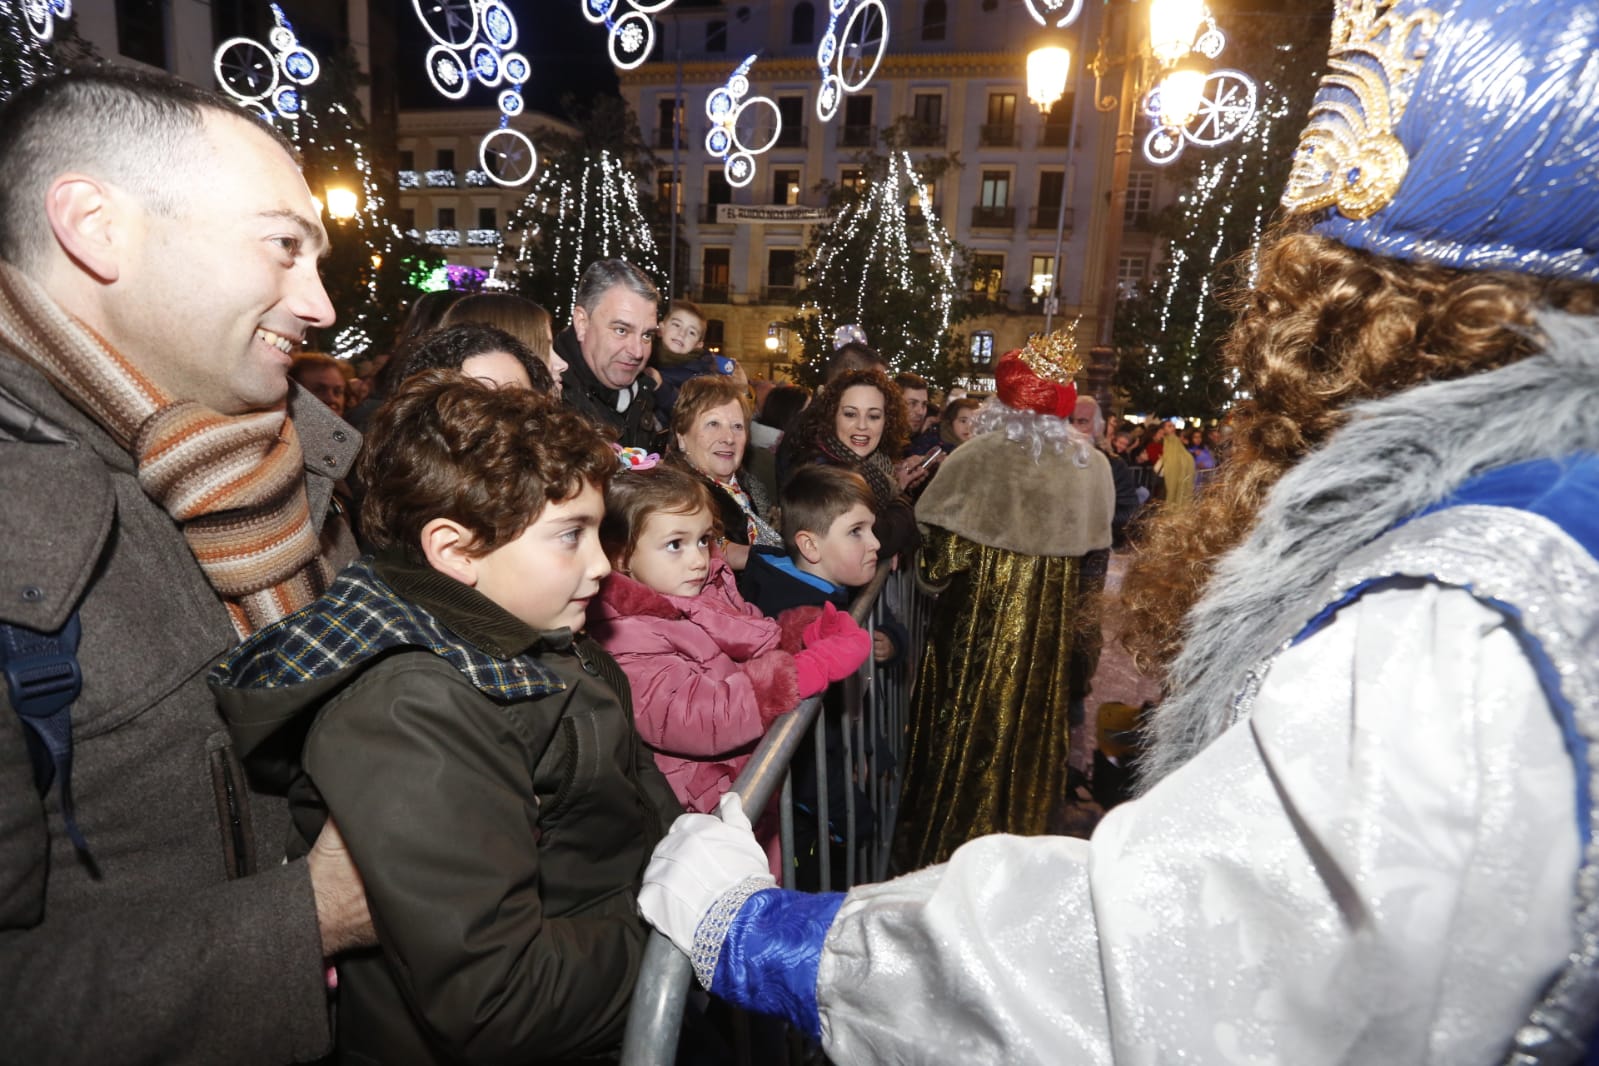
[787,127,972,388]
[280,48,434,359]
[0,3,96,104]
[496,95,662,322]
[1113,4,1329,417]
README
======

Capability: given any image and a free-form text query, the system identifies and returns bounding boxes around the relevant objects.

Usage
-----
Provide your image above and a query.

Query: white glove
[639,792,775,986]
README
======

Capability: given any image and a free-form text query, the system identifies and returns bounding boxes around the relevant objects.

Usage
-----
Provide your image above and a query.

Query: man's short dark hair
[779,465,876,557]
[894,372,929,393]
[359,370,614,556]
[574,258,660,318]
[824,342,888,383]
[0,67,293,268]
[391,323,553,393]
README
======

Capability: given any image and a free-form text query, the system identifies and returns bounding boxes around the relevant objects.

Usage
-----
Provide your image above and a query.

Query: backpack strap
[0,612,88,853]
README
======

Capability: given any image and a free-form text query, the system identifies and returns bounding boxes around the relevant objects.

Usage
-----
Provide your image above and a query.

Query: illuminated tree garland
[496,148,663,320]
[0,0,68,101]
[799,150,959,380]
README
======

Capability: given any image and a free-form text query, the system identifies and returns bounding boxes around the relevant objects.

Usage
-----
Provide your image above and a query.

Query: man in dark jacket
[0,69,371,1063]
[555,258,664,449]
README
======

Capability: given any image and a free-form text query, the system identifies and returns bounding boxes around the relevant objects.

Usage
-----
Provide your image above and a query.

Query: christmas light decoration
[801,151,958,378]
[1,0,70,102]
[413,0,537,186]
[705,54,781,189]
[17,0,70,41]
[1138,10,1256,166]
[213,4,319,121]
[1023,0,1082,30]
[581,0,677,73]
[496,148,664,319]
[815,0,889,121]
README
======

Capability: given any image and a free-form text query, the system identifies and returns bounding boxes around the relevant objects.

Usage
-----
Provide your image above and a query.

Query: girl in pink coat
[590,464,869,869]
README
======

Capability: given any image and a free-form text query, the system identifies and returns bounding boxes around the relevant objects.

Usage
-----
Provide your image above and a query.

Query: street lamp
[1026,44,1080,334]
[325,186,360,222]
[1026,47,1072,114]
[1155,60,1207,127]
[1147,0,1207,65]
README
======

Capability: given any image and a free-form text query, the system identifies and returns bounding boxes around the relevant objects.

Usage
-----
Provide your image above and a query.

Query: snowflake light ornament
[705,55,782,189]
[20,0,72,41]
[213,4,320,122]
[815,0,889,121]
[412,0,537,186]
[1139,13,1256,166]
[581,0,678,73]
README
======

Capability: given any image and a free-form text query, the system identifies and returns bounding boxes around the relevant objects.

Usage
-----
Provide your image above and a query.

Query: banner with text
[716,204,835,224]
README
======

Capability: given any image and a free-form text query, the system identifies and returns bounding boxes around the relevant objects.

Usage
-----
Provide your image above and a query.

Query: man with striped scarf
[0,68,371,1062]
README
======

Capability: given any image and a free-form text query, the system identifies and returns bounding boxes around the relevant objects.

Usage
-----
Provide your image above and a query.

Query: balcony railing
[425,169,458,188]
[839,124,876,147]
[969,205,1016,229]
[773,125,807,149]
[1040,123,1072,148]
[466,228,501,246]
[699,203,732,224]
[761,284,797,303]
[978,123,1018,147]
[654,126,679,149]
[695,283,731,304]
[904,121,946,147]
[397,170,420,189]
[424,228,461,246]
[1028,206,1075,230]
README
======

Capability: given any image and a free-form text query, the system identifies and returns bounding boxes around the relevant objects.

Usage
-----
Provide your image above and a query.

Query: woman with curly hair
[631,4,1599,1062]
[788,367,921,562]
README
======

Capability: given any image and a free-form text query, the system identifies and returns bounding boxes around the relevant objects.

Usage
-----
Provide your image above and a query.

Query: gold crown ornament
[1280,0,1440,221]
[1018,327,1084,385]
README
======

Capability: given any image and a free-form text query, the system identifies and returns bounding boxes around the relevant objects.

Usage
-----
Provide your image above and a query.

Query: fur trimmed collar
[1143,312,1599,787]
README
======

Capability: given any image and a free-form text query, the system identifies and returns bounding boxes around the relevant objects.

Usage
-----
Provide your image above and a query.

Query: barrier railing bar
[619,562,893,1066]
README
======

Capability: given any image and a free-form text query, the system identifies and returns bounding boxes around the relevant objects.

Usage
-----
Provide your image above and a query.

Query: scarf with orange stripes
[0,264,337,637]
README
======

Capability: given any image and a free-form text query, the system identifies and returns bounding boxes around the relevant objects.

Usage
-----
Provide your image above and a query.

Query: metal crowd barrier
[620,560,930,1065]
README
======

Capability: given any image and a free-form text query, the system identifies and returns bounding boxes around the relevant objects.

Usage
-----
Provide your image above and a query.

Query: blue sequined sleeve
[707,888,846,1042]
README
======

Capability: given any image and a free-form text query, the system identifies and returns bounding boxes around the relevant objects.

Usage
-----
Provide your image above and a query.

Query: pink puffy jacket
[587,556,810,815]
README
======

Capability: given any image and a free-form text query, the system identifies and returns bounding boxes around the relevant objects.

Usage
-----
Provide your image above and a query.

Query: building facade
[617,0,1177,378]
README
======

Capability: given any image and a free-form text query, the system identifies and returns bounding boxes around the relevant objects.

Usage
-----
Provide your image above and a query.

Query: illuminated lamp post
[1025,45,1074,335]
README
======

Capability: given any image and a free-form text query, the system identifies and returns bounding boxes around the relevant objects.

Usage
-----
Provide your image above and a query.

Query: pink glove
[792,613,871,697]
[801,601,856,645]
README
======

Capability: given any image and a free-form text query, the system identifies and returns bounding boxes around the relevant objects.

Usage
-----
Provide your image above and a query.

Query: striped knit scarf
[817,433,902,509]
[0,264,337,637]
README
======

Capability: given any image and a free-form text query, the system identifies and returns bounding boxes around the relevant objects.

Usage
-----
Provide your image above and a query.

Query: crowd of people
[4,0,1598,1059]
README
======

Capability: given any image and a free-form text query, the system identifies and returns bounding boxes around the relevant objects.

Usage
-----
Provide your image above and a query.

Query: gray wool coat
[0,349,361,1065]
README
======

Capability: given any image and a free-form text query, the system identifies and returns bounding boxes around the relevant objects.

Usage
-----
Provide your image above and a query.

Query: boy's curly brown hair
[359,369,616,556]
[1120,227,1599,678]
[793,367,911,461]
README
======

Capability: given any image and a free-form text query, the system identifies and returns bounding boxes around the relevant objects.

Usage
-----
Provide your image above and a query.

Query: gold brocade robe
[891,528,1096,872]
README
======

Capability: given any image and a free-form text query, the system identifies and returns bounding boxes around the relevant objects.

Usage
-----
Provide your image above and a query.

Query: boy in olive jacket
[212,370,681,1065]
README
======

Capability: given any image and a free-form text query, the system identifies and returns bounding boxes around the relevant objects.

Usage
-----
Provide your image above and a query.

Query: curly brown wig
[359,369,615,556]
[1121,227,1599,677]
[793,367,910,461]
